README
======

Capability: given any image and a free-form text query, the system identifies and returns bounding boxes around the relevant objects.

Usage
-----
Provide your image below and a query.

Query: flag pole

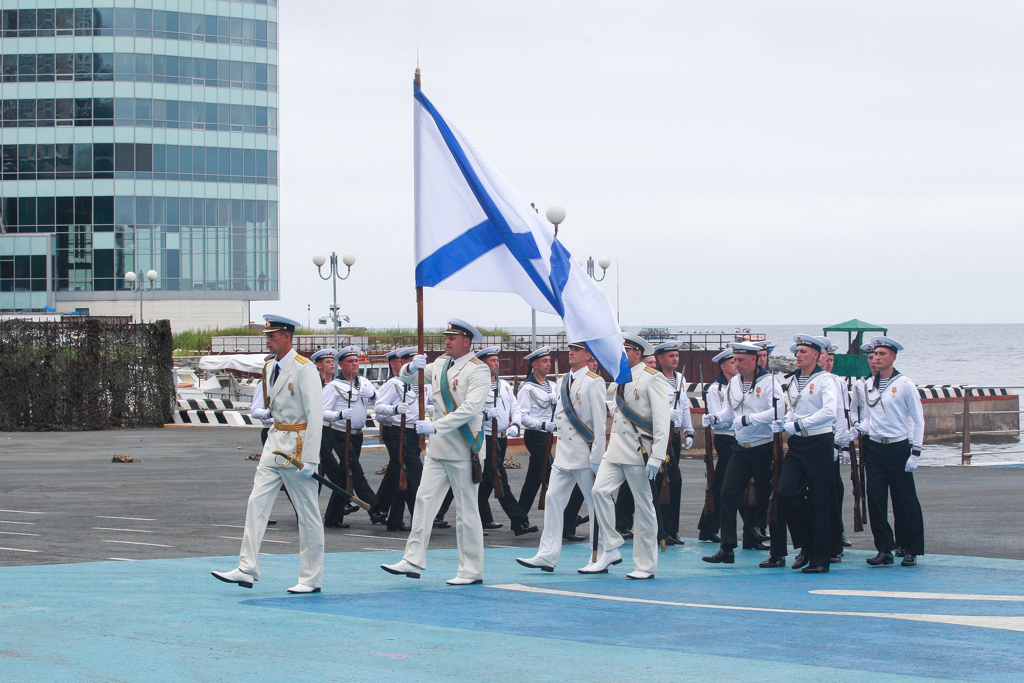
[415,68,426,448]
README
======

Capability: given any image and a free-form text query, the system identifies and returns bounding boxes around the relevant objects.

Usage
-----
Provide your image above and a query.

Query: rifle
[398,412,408,492]
[539,377,555,510]
[700,365,715,516]
[843,405,863,532]
[660,365,684,505]
[345,377,354,494]
[858,435,867,525]
[490,378,504,497]
[768,364,783,525]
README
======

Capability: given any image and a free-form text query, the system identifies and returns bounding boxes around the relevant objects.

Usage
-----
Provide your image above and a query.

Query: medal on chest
[634,388,640,401]
[755,386,761,398]
[576,392,582,404]
[288,382,294,396]
[892,386,898,396]
[808,383,814,395]
[452,379,458,390]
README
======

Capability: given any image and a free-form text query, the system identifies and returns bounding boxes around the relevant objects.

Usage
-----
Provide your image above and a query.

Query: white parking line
[342,533,403,540]
[0,546,38,552]
[102,540,173,548]
[108,557,138,561]
[810,590,1024,602]
[0,509,44,515]
[217,535,290,544]
[92,527,154,533]
[96,516,157,521]
[210,524,245,529]
[0,520,35,525]
[0,531,40,537]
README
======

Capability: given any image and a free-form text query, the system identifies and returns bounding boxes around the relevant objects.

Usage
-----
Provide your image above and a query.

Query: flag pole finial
[414,67,420,89]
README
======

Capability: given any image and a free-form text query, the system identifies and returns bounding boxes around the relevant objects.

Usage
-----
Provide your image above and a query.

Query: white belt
[485,431,507,439]
[737,437,772,449]
[329,425,363,434]
[713,429,735,436]
[869,435,907,444]
[798,426,833,437]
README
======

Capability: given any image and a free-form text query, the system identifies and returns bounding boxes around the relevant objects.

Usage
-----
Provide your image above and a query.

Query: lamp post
[528,204,567,351]
[312,251,356,351]
[124,269,158,323]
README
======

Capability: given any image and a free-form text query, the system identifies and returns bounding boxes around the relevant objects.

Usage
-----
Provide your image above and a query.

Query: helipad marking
[491,583,1024,633]
[811,590,1024,602]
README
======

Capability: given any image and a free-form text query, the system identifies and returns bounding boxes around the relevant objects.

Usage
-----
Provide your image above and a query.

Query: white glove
[548,392,558,403]
[834,428,853,446]
[426,404,435,417]
[299,462,316,478]
[906,449,921,472]
[416,419,435,435]
[841,449,851,465]
[506,424,520,439]
[771,420,785,434]
[683,435,694,450]
[701,414,718,428]
[590,462,601,476]
[340,408,354,421]
[394,404,409,415]
[784,422,797,435]
[485,407,501,420]
[410,354,427,370]
[670,408,680,422]
[833,448,839,462]
[852,421,866,436]
[645,458,661,481]
[543,421,556,432]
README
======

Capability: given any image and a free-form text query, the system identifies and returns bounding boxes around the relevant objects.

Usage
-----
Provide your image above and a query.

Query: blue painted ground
[2,541,1022,682]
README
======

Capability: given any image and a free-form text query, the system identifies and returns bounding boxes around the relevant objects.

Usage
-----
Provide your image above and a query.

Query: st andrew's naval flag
[414,84,630,383]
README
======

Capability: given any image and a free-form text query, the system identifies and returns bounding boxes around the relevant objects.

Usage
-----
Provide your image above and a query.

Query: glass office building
[0,0,279,327]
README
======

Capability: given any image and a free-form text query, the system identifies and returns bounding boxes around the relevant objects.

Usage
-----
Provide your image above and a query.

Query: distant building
[0,0,280,329]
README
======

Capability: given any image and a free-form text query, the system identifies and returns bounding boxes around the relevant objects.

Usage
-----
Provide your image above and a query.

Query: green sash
[440,360,484,454]
[560,375,594,444]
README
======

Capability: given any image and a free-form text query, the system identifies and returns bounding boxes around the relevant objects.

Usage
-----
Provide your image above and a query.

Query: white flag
[414,84,630,383]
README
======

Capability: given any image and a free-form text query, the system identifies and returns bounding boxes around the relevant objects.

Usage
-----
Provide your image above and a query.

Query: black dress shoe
[514,523,539,537]
[866,551,894,566]
[752,526,770,542]
[324,520,350,529]
[666,533,684,546]
[698,532,721,543]
[742,541,770,551]
[830,553,843,564]
[759,556,786,568]
[343,504,360,515]
[702,548,735,564]
[386,522,411,532]
[576,515,589,526]
[370,511,388,525]
[267,519,277,525]
[894,547,906,558]
[618,528,634,539]
[802,564,829,574]
[562,533,585,542]
[792,553,809,570]
[433,518,451,529]
[483,522,503,530]
[841,533,852,548]
[901,553,917,567]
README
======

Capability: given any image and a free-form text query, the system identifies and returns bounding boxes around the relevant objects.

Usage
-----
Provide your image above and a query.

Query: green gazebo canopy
[823,319,887,334]
[823,319,887,377]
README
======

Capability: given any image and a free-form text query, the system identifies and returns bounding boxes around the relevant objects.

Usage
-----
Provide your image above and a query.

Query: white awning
[198,354,268,374]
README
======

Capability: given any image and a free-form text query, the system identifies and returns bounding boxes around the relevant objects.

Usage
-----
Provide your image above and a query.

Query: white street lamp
[125,269,158,322]
[313,251,356,350]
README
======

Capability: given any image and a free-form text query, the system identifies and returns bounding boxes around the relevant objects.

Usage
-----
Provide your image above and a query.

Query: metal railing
[956,386,1023,465]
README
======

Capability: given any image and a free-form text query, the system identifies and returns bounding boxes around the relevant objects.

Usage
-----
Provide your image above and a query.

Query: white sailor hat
[712,348,735,363]
[264,353,275,361]
[752,340,776,355]
[444,318,482,343]
[524,346,552,362]
[384,348,402,360]
[816,336,839,354]
[653,341,679,354]
[476,346,501,359]
[792,334,825,352]
[263,314,300,334]
[310,349,336,363]
[860,342,875,352]
[622,332,654,356]
[335,346,361,361]
[732,342,761,356]
[394,346,418,360]
[870,336,903,352]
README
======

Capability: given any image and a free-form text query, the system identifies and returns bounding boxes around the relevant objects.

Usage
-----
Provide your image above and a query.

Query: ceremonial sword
[274,451,371,510]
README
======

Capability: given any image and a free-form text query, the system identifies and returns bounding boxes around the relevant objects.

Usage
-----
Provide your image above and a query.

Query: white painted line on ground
[810,589,1024,602]
[92,527,154,533]
[0,531,40,537]
[218,536,243,541]
[96,516,157,521]
[0,520,35,525]
[102,540,173,548]
[0,509,45,515]
[218,535,289,544]
[487,545,516,549]
[0,546,38,552]
[107,557,138,562]
[210,524,245,529]
[342,533,404,540]
[491,584,1024,634]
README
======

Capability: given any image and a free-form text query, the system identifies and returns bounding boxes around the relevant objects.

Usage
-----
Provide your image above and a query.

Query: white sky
[258,1,1024,330]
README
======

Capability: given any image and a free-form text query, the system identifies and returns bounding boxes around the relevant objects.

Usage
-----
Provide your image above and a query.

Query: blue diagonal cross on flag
[414,83,630,383]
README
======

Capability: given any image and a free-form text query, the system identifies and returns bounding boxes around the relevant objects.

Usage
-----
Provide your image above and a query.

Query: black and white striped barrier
[918,385,1011,400]
[170,410,262,427]
[177,398,242,411]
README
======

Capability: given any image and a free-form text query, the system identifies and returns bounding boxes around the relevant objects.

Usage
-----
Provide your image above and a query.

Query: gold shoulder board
[295,355,310,365]
[469,357,483,365]
[586,371,600,379]
[438,355,450,361]
[643,366,658,375]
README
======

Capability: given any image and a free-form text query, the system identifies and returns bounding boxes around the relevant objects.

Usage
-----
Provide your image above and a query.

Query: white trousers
[403,456,484,580]
[239,464,324,588]
[592,461,658,573]
[536,465,600,565]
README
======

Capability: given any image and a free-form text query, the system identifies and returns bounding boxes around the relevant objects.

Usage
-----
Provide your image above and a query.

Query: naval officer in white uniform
[517,341,608,571]
[382,319,491,585]
[582,332,670,579]
[213,315,325,594]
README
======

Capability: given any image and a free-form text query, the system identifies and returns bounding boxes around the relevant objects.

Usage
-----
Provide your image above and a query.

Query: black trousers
[777,432,837,567]
[719,442,787,556]
[323,430,379,523]
[833,452,846,535]
[563,485,586,534]
[260,427,269,445]
[479,436,531,528]
[615,481,634,530]
[863,439,925,555]
[654,431,683,535]
[374,425,424,527]
[519,429,551,514]
[697,434,748,536]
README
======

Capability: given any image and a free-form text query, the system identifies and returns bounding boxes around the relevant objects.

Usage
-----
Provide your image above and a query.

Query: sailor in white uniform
[517,341,608,571]
[817,338,857,552]
[212,315,325,594]
[516,347,558,514]
[652,341,694,546]
[582,333,669,579]
[382,319,491,585]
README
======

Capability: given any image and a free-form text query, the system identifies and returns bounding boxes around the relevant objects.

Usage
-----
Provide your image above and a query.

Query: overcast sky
[259,1,1024,331]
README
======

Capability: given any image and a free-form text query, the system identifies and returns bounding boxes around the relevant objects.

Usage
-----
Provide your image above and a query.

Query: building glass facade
[0,0,278,316]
